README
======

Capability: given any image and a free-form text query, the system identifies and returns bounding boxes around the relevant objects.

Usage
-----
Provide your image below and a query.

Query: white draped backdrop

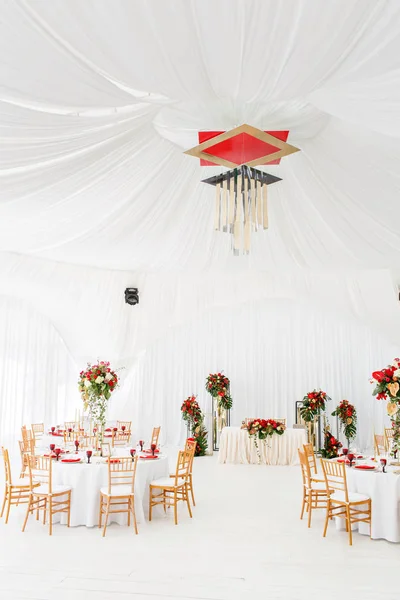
[1,0,400,448]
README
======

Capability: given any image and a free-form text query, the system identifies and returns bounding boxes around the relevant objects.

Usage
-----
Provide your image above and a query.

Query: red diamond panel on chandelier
[185,125,299,167]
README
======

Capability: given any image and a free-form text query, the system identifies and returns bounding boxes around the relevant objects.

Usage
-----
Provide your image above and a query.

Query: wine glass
[54,448,62,461]
[130,449,136,461]
[51,426,55,434]
[139,440,144,452]
[74,439,80,454]
[86,450,92,464]
[347,453,355,467]
[151,443,156,457]
[342,448,348,457]
[49,443,56,455]
[121,425,126,432]
[68,427,72,439]
[380,457,387,473]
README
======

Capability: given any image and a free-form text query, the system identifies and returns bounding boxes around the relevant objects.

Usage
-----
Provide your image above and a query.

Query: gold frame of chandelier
[185,124,300,168]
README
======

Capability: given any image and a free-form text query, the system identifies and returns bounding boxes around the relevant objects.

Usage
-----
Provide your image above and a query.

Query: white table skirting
[50,451,169,527]
[218,426,306,466]
[335,465,400,542]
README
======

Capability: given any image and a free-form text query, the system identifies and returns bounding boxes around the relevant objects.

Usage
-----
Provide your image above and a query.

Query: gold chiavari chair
[303,443,324,483]
[80,434,99,449]
[298,450,329,528]
[63,429,82,444]
[64,421,80,432]
[151,426,161,448]
[1,448,37,524]
[184,439,196,506]
[21,426,34,447]
[320,458,371,546]
[112,430,131,448]
[19,438,35,478]
[384,428,394,452]
[22,455,72,536]
[117,420,132,432]
[31,423,45,445]
[374,434,385,457]
[149,449,192,525]
[98,456,138,537]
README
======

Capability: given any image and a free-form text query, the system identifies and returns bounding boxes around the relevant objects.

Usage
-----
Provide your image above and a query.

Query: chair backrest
[185,439,197,472]
[320,458,348,502]
[173,450,192,486]
[2,448,12,486]
[374,434,385,456]
[117,420,132,432]
[151,426,161,447]
[107,456,137,495]
[20,436,35,455]
[303,443,318,475]
[31,423,44,438]
[112,430,131,447]
[80,434,98,449]
[27,455,52,492]
[384,427,394,451]
[21,426,34,445]
[298,449,313,490]
[63,429,82,444]
[64,421,80,431]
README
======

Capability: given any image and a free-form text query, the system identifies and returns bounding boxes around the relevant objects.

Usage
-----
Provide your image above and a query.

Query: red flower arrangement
[181,396,208,456]
[243,418,286,440]
[300,390,331,422]
[205,372,233,410]
[371,359,400,456]
[331,399,357,442]
[320,428,342,459]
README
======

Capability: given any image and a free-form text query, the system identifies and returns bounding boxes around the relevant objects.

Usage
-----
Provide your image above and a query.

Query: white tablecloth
[218,427,306,465]
[50,451,169,527]
[336,465,400,542]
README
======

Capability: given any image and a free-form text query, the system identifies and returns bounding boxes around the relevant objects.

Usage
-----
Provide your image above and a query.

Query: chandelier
[202,166,281,255]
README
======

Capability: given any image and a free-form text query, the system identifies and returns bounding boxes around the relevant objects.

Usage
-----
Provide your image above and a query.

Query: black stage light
[125,288,139,305]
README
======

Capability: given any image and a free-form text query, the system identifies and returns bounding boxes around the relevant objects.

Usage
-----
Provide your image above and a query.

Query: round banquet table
[49,451,169,527]
[218,426,306,466]
[335,464,400,542]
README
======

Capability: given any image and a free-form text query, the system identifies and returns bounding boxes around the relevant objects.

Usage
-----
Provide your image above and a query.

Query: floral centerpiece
[331,400,357,445]
[78,361,120,446]
[320,427,342,459]
[299,390,330,422]
[242,418,286,460]
[181,395,208,456]
[206,372,232,410]
[371,358,400,457]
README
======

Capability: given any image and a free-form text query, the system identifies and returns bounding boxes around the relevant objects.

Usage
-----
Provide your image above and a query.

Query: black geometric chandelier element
[202,165,281,255]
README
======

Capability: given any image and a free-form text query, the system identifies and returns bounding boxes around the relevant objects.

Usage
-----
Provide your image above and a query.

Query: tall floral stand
[306,416,322,453]
[213,398,230,451]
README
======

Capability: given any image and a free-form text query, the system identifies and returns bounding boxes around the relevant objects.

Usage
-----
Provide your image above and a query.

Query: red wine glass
[86,450,92,464]
[51,426,55,434]
[380,458,387,473]
[121,425,126,432]
[151,443,156,457]
[130,449,136,461]
[49,443,56,455]
[342,448,348,456]
[54,448,62,461]
[347,453,355,467]
[139,440,144,452]
[74,440,80,453]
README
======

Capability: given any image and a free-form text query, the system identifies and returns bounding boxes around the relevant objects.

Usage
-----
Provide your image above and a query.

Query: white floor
[0,451,399,600]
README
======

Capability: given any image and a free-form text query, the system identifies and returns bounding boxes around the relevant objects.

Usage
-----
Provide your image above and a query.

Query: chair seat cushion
[100,485,133,497]
[33,484,71,496]
[151,476,184,488]
[331,490,370,503]
[309,481,326,491]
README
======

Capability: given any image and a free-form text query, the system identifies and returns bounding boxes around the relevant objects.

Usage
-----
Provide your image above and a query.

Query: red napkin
[109,459,120,463]
[105,428,111,432]
[355,465,375,470]
[140,455,158,460]
[51,433,64,437]
[144,449,160,454]
[61,458,81,463]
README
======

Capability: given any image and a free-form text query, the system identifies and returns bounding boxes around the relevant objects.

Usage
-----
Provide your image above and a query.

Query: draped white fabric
[0,0,400,443]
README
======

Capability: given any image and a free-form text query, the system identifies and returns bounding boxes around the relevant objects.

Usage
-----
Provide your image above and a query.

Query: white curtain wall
[119,299,399,450]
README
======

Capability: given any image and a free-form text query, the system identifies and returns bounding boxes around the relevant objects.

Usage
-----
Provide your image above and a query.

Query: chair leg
[98,494,103,528]
[346,505,352,546]
[300,490,306,520]
[149,488,153,522]
[323,501,330,537]
[173,490,178,525]
[127,499,131,527]
[189,475,195,506]
[4,493,12,525]
[22,496,32,532]
[307,493,313,528]
[102,498,110,537]
[131,497,138,535]
[43,498,47,525]
[185,485,192,519]
[0,490,7,518]
[67,492,71,527]
[49,497,53,536]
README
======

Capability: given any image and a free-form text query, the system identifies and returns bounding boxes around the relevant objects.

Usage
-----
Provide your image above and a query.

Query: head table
[335,461,400,543]
[218,426,306,466]
[37,447,169,527]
